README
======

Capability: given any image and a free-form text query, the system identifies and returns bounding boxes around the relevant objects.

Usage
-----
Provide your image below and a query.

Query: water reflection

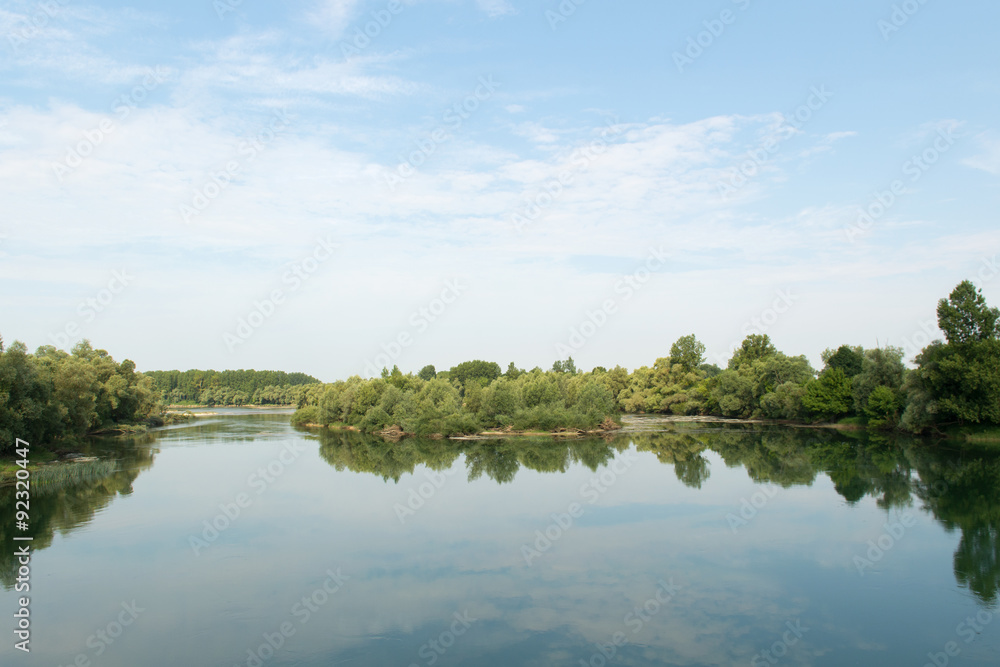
[0,434,156,588]
[314,422,1000,607]
[2,416,1000,665]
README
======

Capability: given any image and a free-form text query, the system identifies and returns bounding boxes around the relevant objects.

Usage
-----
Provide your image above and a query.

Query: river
[2,410,998,665]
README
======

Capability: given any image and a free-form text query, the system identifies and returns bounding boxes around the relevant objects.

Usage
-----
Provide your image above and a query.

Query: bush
[360,406,392,432]
[442,412,483,436]
[290,406,320,427]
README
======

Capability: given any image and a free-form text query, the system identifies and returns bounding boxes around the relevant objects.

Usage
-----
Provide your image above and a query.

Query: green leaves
[669,334,706,372]
[0,338,159,451]
[937,280,1000,345]
[802,368,853,422]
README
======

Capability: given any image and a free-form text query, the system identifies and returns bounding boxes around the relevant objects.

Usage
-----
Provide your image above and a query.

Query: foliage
[670,334,706,372]
[937,280,1000,345]
[145,368,320,406]
[903,282,1000,432]
[728,334,777,370]
[852,346,906,415]
[293,360,623,436]
[864,386,900,429]
[705,339,814,419]
[0,340,159,453]
[822,345,864,378]
[802,368,853,421]
[551,357,578,374]
[447,360,502,390]
[290,406,320,427]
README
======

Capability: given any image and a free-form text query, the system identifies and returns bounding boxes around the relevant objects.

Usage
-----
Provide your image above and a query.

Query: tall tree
[937,280,1000,344]
[728,334,778,370]
[670,334,706,372]
[822,345,865,378]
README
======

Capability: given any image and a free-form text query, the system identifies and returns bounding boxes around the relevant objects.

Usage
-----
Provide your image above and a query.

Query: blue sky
[2,0,999,381]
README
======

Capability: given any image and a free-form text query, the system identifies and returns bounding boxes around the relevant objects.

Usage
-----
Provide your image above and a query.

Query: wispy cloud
[306,0,363,38]
[476,0,517,18]
[963,131,1000,175]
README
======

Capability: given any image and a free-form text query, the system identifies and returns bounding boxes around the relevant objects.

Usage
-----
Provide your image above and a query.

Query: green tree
[504,362,523,380]
[802,368,853,421]
[670,334,706,372]
[448,360,502,388]
[865,386,900,429]
[852,346,906,415]
[822,345,865,378]
[937,280,1000,344]
[52,357,100,434]
[0,342,57,452]
[908,339,1000,426]
[552,357,577,374]
[418,365,437,381]
[728,334,777,370]
[481,378,523,426]
[758,382,807,420]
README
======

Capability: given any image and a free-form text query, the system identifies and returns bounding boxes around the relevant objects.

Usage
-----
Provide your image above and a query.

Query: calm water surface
[2,410,1000,666]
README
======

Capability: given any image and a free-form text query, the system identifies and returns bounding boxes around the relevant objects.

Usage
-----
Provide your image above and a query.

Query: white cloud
[476,0,517,18]
[963,131,1000,175]
[306,0,363,38]
[0,11,989,377]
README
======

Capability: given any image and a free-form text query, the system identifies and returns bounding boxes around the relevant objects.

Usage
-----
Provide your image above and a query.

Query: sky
[2,0,999,382]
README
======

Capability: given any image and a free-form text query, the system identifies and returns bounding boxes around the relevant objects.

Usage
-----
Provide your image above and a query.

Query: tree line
[292,358,620,436]
[0,340,160,454]
[145,369,321,406]
[293,280,1000,436]
[4,280,995,452]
